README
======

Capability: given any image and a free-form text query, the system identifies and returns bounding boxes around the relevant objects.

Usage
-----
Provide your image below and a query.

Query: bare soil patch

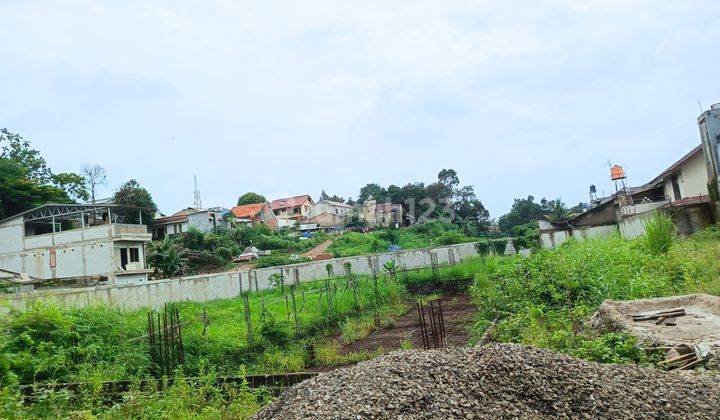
[338,294,476,355]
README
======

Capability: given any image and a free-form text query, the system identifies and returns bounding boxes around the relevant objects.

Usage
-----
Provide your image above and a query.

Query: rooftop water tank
[610,165,626,180]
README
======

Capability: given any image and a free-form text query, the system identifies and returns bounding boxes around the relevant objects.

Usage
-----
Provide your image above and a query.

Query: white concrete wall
[0,222,149,281]
[0,216,26,253]
[619,212,655,239]
[540,224,618,249]
[663,151,709,201]
[2,242,479,312]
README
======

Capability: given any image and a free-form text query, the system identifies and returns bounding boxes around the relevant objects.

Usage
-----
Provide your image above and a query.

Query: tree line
[0,128,157,221]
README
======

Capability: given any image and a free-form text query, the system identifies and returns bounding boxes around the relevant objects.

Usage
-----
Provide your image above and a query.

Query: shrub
[642,213,676,254]
[434,231,471,246]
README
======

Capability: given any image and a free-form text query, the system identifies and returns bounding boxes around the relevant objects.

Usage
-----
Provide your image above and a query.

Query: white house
[308,199,353,228]
[153,207,227,240]
[0,204,153,287]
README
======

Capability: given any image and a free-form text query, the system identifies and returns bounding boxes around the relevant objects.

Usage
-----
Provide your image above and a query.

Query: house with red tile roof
[231,202,278,230]
[269,195,315,221]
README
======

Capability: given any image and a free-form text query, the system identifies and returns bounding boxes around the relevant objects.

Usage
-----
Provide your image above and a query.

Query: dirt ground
[337,294,477,355]
[302,239,334,258]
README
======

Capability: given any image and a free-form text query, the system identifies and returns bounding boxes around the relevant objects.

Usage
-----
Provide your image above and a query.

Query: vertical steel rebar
[437,300,447,347]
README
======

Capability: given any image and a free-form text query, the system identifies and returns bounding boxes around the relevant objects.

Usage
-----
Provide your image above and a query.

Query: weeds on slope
[471,219,720,365]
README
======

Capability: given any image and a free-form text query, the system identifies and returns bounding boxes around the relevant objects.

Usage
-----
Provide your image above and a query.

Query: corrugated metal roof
[154,207,207,225]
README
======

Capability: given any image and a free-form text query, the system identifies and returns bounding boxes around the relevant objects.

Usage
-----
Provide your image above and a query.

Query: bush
[642,213,675,254]
[434,231,471,246]
[216,247,234,261]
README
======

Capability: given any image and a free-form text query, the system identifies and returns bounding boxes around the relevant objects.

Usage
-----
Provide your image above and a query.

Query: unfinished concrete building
[0,204,153,287]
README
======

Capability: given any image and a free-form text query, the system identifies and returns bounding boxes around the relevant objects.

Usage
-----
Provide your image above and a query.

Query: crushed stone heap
[255,343,720,419]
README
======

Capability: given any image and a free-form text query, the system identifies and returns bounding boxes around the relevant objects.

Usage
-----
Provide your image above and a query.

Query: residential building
[270,195,315,221]
[153,207,228,240]
[362,199,404,228]
[0,204,153,286]
[539,144,714,248]
[231,202,278,230]
[308,199,353,228]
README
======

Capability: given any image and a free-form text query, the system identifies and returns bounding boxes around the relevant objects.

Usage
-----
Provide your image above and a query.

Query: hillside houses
[270,195,315,222]
[230,202,278,230]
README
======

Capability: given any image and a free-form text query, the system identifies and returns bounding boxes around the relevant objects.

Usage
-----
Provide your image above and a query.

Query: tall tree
[497,195,545,233]
[319,189,345,203]
[437,168,460,189]
[237,192,267,206]
[0,128,52,182]
[52,172,89,202]
[81,163,107,204]
[0,158,70,219]
[358,183,387,204]
[453,185,490,232]
[542,198,571,222]
[113,179,157,225]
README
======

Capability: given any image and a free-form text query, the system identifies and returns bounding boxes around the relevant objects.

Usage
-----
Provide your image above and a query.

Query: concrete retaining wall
[2,242,479,312]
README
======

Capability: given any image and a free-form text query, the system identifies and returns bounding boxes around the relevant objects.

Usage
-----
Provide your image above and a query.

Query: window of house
[129,248,140,263]
[671,174,682,201]
[294,208,300,214]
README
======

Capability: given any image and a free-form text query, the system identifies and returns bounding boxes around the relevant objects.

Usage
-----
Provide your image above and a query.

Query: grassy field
[0,255,489,418]
[5,216,719,417]
[327,221,478,258]
[471,219,720,365]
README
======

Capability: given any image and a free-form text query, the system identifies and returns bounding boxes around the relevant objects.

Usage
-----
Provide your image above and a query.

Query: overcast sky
[1,1,719,217]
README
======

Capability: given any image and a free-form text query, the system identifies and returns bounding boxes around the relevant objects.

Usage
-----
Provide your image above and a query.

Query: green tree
[357,183,387,204]
[0,158,70,219]
[52,172,89,202]
[1,128,89,204]
[542,198,571,222]
[453,185,490,232]
[0,128,52,182]
[113,179,157,225]
[498,195,545,233]
[319,189,345,203]
[437,168,459,189]
[237,192,267,206]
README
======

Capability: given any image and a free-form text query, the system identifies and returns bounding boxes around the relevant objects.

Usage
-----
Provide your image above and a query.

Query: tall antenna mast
[193,175,202,208]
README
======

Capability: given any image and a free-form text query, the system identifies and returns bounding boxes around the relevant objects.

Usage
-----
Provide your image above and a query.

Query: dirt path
[339,294,477,355]
[302,239,334,258]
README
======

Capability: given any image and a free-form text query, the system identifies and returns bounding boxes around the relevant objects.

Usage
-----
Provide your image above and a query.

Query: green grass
[471,227,720,365]
[327,222,477,258]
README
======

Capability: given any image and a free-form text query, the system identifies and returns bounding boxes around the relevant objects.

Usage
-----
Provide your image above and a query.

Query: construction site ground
[335,293,476,355]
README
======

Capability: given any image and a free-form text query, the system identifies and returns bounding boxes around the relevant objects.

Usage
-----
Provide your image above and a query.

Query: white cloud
[0,0,719,215]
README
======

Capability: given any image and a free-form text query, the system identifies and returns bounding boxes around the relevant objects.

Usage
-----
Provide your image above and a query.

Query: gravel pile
[255,343,720,419]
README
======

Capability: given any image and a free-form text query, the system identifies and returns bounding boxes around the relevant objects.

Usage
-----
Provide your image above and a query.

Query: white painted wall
[539,224,618,249]
[2,242,479,312]
[663,151,709,201]
[0,221,149,283]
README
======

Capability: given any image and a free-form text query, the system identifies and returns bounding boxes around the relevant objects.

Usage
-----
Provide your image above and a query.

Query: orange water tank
[610,165,626,180]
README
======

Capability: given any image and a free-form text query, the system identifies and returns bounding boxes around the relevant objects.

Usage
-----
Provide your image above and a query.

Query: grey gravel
[254,343,720,419]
